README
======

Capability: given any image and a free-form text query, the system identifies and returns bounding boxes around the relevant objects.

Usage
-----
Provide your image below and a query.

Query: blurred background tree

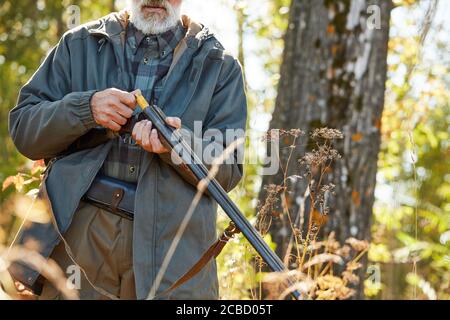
[258,0,392,299]
[225,0,449,300]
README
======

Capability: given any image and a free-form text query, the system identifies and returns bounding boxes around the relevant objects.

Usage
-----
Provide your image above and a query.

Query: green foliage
[251,0,290,80]
[369,0,450,300]
[0,0,115,197]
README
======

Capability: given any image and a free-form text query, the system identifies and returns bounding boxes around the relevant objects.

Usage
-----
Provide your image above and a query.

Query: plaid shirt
[101,21,187,183]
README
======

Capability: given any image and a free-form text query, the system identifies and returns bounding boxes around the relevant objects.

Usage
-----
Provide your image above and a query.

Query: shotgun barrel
[134,91,300,300]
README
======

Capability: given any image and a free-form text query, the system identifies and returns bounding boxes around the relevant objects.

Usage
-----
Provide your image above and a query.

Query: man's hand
[132,117,182,154]
[91,88,136,131]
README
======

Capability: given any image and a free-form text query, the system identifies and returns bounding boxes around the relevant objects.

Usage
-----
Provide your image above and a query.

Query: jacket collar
[88,10,214,49]
[128,20,186,56]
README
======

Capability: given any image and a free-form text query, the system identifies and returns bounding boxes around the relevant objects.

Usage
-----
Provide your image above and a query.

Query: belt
[83,174,136,221]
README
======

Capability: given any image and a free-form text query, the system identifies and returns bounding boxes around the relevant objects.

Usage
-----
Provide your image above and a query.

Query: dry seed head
[311,128,344,140]
[302,253,344,270]
[335,245,351,258]
[345,238,369,252]
[346,261,363,272]
[300,145,341,168]
[342,270,360,285]
[263,129,305,142]
[256,184,283,233]
[315,275,355,300]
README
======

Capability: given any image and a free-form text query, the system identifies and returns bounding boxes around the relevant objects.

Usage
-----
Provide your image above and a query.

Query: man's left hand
[132,117,181,154]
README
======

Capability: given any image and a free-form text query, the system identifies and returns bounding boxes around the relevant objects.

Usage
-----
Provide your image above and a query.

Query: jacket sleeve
[8,34,97,160]
[160,56,248,192]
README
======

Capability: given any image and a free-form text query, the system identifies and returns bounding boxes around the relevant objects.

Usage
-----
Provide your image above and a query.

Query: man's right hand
[90,88,136,131]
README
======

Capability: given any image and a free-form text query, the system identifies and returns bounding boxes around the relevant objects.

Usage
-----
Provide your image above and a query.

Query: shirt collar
[128,21,186,57]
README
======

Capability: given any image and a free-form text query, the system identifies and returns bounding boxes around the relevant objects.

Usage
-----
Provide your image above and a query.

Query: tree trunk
[258,0,392,298]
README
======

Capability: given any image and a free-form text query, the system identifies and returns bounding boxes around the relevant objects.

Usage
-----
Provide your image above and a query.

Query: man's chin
[130,2,181,35]
[140,16,167,27]
[141,13,167,22]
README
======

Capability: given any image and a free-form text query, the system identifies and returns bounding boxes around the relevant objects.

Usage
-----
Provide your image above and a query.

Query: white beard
[129,0,182,35]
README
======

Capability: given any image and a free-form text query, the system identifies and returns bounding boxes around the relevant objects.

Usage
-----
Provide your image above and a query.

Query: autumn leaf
[2,176,15,191]
[312,209,329,227]
[374,118,382,130]
[331,44,339,56]
[352,191,361,207]
[31,160,46,175]
[351,133,363,142]
[2,174,25,192]
[327,24,335,34]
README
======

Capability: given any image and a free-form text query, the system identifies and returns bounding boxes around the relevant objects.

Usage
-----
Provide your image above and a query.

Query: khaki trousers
[39,200,136,300]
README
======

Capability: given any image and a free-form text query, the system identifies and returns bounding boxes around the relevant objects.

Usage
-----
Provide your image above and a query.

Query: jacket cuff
[76,90,97,130]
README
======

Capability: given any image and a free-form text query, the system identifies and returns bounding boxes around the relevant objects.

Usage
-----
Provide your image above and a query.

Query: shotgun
[134,90,300,300]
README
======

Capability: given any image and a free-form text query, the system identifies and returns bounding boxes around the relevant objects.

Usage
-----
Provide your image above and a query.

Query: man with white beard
[8,0,247,300]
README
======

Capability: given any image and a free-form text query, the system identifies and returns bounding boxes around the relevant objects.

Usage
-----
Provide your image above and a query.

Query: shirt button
[143,57,149,64]
[129,166,136,174]
[161,50,166,56]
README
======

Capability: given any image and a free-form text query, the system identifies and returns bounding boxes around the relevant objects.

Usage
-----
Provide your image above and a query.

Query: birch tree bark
[258,0,393,298]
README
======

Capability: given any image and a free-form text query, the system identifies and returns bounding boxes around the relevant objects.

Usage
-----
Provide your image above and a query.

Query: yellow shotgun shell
[134,89,149,110]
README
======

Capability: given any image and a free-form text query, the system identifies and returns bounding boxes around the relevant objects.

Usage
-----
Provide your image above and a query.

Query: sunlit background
[0,0,448,300]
